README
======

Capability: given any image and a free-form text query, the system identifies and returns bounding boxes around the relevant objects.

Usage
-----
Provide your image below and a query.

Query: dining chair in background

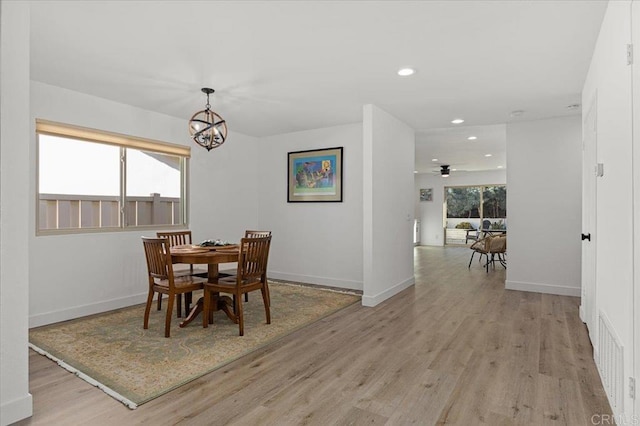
[468,235,507,272]
[465,227,480,244]
[141,237,207,337]
[157,230,207,316]
[468,236,489,268]
[203,235,272,336]
[486,235,507,271]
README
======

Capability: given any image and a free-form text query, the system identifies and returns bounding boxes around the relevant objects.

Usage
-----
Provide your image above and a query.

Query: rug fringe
[28,343,138,410]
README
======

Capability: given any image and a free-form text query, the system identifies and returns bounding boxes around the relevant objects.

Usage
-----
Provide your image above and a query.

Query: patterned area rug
[29,282,360,408]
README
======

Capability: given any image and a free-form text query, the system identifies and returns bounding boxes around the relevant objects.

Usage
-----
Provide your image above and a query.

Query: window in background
[482,186,507,222]
[444,184,507,244]
[446,187,481,219]
[36,120,190,234]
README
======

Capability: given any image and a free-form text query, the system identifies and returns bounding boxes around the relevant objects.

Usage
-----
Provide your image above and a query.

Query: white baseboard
[268,271,362,291]
[0,393,32,426]
[29,292,148,328]
[579,305,586,323]
[362,276,415,307]
[505,280,581,297]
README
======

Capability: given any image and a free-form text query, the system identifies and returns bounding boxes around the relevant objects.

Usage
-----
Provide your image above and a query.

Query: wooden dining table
[170,245,239,328]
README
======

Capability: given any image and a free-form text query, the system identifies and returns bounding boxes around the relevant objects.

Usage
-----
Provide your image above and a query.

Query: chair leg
[264,282,271,308]
[157,293,162,311]
[177,294,183,318]
[144,290,154,329]
[468,251,476,268]
[244,293,249,303]
[236,291,244,336]
[261,286,271,324]
[165,294,175,338]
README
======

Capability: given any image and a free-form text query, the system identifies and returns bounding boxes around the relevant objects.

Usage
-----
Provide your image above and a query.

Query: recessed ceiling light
[413,170,418,174]
[451,118,464,124]
[397,68,415,76]
[510,110,525,117]
[432,158,438,162]
[497,165,504,169]
[485,154,492,157]
[467,136,477,140]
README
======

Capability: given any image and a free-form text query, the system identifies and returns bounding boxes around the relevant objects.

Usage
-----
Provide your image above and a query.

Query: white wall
[505,116,582,297]
[0,1,33,424]
[258,123,363,290]
[582,0,636,418]
[29,82,259,326]
[189,127,259,243]
[414,169,506,246]
[362,105,415,306]
[633,1,640,418]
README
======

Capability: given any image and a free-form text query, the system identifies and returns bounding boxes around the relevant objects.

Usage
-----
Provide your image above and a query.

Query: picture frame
[420,188,433,202]
[288,147,343,202]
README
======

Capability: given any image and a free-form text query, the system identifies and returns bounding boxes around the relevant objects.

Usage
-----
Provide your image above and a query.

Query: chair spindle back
[157,230,192,247]
[244,230,272,238]
[238,236,271,281]
[142,237,173,281]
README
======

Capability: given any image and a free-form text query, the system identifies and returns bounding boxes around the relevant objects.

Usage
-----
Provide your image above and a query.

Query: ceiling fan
[429,164,452,177]
[430,163,467,177]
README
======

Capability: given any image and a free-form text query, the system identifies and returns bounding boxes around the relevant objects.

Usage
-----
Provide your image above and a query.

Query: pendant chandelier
[188,88,227,151]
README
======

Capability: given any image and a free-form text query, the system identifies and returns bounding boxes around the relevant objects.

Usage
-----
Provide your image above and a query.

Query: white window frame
[36,119,191,235]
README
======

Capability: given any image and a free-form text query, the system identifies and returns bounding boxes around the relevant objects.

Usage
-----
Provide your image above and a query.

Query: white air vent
[596,312,624,414]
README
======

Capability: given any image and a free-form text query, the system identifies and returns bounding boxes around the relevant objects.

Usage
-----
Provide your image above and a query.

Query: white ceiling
[29,1,607,172]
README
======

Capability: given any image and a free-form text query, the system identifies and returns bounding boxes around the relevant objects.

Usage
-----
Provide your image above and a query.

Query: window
[445,187,481,219]
[445,185,507,221]
[37,119,190,234]
[445,184,507,244]
[482,186,507,221]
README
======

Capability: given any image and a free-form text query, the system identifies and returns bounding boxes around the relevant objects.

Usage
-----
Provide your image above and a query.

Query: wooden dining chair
[157,230,207,316]
[240,230,272,303]
[203,236,272,336]
[245,230,272,238]
[142,237,207,337]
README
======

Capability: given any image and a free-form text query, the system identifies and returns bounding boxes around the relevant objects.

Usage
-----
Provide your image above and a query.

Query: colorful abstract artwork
[288,147,343,202]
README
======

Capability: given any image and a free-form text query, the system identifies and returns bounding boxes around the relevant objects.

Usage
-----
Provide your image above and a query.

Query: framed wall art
[420,188,433,202]
[288,147,343,202]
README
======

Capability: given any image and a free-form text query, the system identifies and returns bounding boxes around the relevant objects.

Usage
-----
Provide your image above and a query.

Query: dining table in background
[170,245,239,328]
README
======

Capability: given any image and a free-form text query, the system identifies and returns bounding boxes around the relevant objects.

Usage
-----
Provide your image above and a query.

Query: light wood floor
[19,246,611,425]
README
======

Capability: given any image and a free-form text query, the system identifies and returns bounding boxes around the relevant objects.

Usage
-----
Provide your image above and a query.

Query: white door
[581,95,597,343]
